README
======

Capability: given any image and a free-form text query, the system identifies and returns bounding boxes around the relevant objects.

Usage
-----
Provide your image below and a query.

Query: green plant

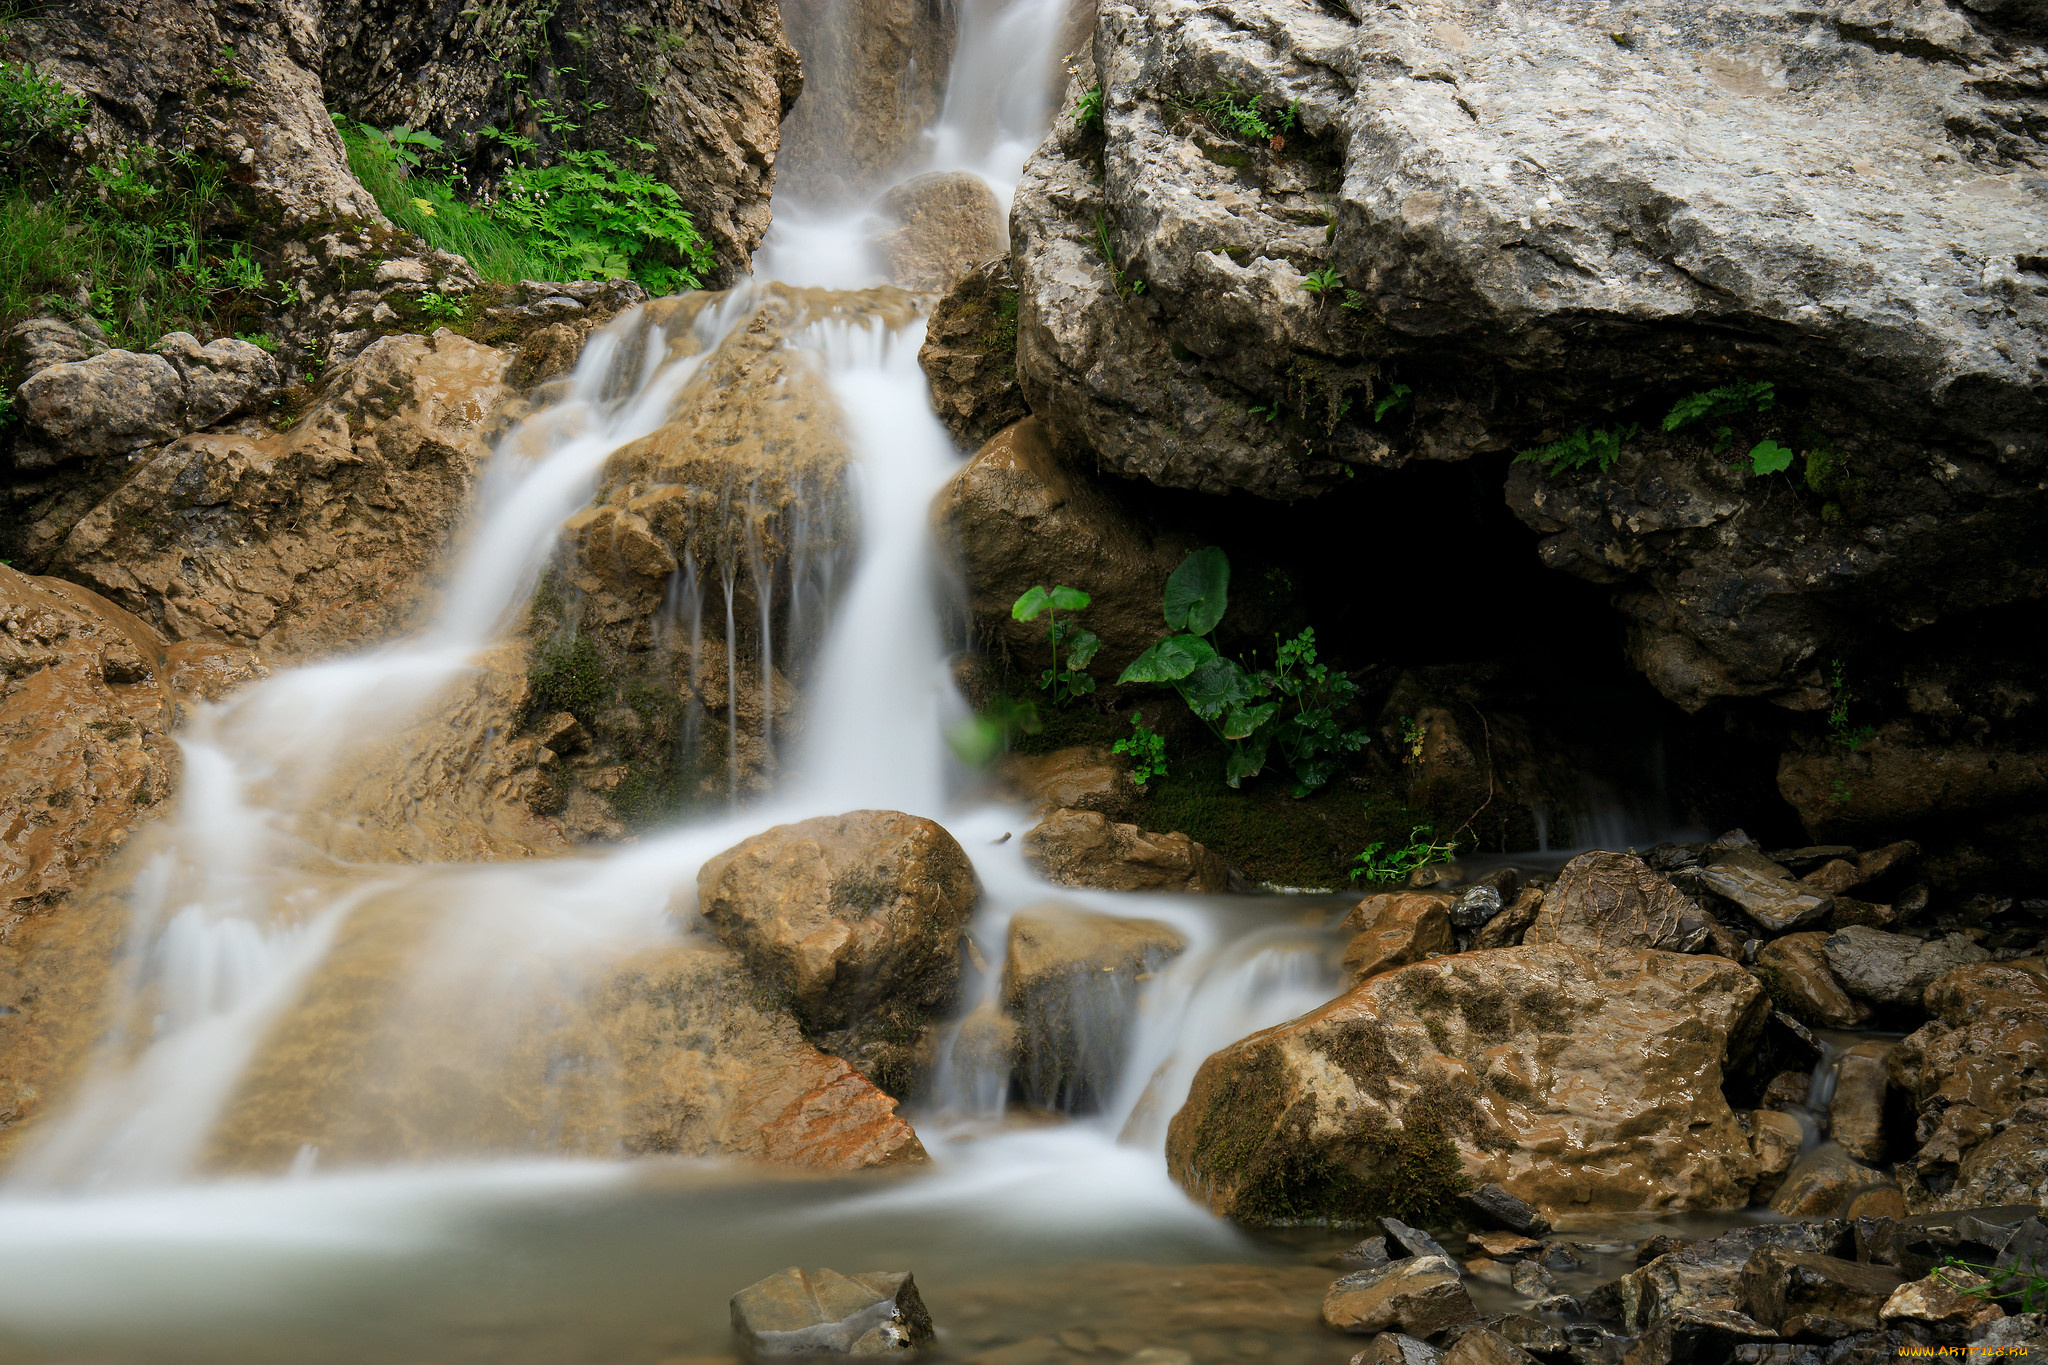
[1662,379,1774,432]
[948,695,1043,768]
[1746,439,1794,475]
[1398,715,1426,764]
[1515,423,1637,476]
[1302,264,1344,297]
[1826,658,1875,753]
[415,290,464,320]
[1093,211,1144,300]
[1075,83,1105,133]
[1190,86,1274,142]
[1113,713,1168,786]
[1012,585,1100,705]
[1264,627,1369,796]
[1351,825,1458,884]
[1936,1257,2048,1314]
[1373,383,1412,421]
[0,50,87,155]
[236,331,276,352]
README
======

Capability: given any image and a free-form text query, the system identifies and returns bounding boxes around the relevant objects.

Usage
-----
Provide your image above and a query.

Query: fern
[1515,423,1638,476]
[1663,379,1775,432]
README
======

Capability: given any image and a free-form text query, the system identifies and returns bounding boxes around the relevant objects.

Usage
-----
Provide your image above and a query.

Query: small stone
[1460,1182,1553,1237]
[1975,1314,2048,1350]
[1343,891,1455,983]
[1348,1334,1442,1365]
[1322,1256,1479,1336]
[1625,1308,1777,1365]
[1822,926,1990,1007]
[1440,1328,1535,1365]
[1022,808,1234,893]
[1510,1260,1556,1298]
[1449,884,1505,929]
[1339,1235,1392,1268]
[1753,932,1869,1028]
[1746,1109,1804,1204]
[1383,1214,1455,1262]
[1697,847,1833,933]
[1828,1040,1895,1162]
[729,1268,934,1357]
[1771,1148,1898,1218]
[1469,1231,1543,1261]
[1879,1269,2006,1341]
[1473,886,1544,950]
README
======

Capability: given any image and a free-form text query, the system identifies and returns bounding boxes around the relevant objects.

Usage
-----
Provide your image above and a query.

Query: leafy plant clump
[1936,1257,2048,1315]
[1012,584,1099,705]
[1094,211,1145,300]
[1119,548,1369,794]
[1515,424,1637,477]
[0,49,86,156]
[1351,824,1459,885]
[1827,658,1875,753]
[1075,84,1105,133]
[1113,713,1168,786]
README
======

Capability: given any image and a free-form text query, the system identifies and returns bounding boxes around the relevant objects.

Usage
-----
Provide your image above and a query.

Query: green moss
[1205,148,1253,169]
[528,634,609,725]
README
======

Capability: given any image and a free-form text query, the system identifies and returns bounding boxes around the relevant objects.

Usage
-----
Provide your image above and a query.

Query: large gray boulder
[16,350,185,463]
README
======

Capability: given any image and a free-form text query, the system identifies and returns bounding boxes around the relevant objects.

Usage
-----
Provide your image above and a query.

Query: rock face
[729,1268,935,1357]
[1023,808,1235,893]
[933,417,1195,680]
[47,331,512,662]
[1340,892,1454,984]
[1000,905,1187,1111]
[871,172,1008,294]
[1165,946,1766,1224]
[697,810,980,1095]
[1524,851,1709,953]
[1888,958,2048,1210]
[918,259,1028,450]
[775,0,956,203]
[320,0,802,278]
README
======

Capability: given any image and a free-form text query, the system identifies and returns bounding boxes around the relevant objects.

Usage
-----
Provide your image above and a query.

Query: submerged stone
[730,1268,935,1357]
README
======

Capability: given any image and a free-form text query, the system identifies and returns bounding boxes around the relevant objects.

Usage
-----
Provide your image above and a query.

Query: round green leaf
[1749,440,1794,475]
[1011,585,1050,621]
[1178,655,1251,722]
[1163,547,1230,635]
[1049,585,1091,612]
[1116,634,1217,684]
[1066,630,1101,669]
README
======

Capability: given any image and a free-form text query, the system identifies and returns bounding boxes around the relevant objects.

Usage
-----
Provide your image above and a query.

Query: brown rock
[1624,1307,1778,1365]
[1829,1040,1895,1163]
[776,0,955,202]
[1753,932,1871,1029]
[872,171,1008,294]
[1696,846,1833,933]
[697,810,979,1095]
[1614,1223,1852,1332]
[1473,885,1544,950]
[1348,1335,1441,1365]
[1524,851,1709,952]
[1943,1120,2048,1210]
[1746,1108,1804,1204]
[998,745,1135,819]
[1887,958,2048,1210]
[1739,1247,1905,1338]
[1023,808,1234,893]
[53,332,514,663]
[1469,1232,1543,1260]
[918,258,1029,450]
[1341,892,1455,983]
[1000,905,1186,1111]
[1322,1256,1477,1336]
[1442,1328,1535,1365]
[1166,947,1767,1224]
[933,417,1196,682]
[1770,1147,1900,1217]
[729,1267,935,1356]
[1879,1269,2007,1340]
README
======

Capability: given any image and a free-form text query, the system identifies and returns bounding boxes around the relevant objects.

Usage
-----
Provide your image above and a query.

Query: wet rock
[1384,1215,1455,1262]
[1469,1232,1543,1261]
[16,349,185,464]
[1977,1314,2048,1351]
[872,171,1007,295]
[1943,1121,2048,1210]
[1853,1211,2018,1278]
[1339,1235,1393,1269]
[1342,891,1455,984]
[1612,1222,1850,1333]
[152,332,278,429]
[1440,1328,1535,1365]
[1829,1041,1896,1163]
[998,745,1136,820]
[1624,1307,1777,1365]
[1803,843,1920,899]
[1322,1256,1478,1336]
[776,0,956,203]
[1770,1148,1900,1218]
[52,331,513,662]
[1746,1110,1805,1205]
[1509,1261,1556,1300]
[730,1267,935,1357]
[918,258,1029,450]
[1888,959,2048,1210]
[1696,849,1833,935]
[1000,905,1187,1111]
[1461,1182,1553,1238]
[1447,885,1505,931]
[1753,933,1870,1029]
[1473,886,1544,951]
[1166,947,1767,1224]
[1739,1248,1906,1339]
[1878,1270,2006,1343]
[1349,1335,1442,1365]
[698,811,979,1094]
[1822,927,1991,1009]
[1524,851,1710,953]
[933,416,1195,681]
[1023,808,1234,893]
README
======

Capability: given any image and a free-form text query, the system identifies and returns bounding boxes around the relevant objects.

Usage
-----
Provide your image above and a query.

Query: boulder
[1829,1040,1895,1163]
[153,332,279,428]
[1165,946,1767,1224]
[1753,933,1870,1029]
[1942,1121,2048,1211]
[1888,959,2048,1210]
[1822,927,1991,1009]
[3,315,108,380]
[1695,848,1833,934]
[1341,891,1455,984]
[917,258,1029,450]
[1770,1148,1900,1218]
[1523,851,1709,952]
[697,810,979,1095]
[999,905,1187,1111]
[1611,1222,1850,1333]
[729,1268,934,1357]
[871,171,1008,294]
[933,417,1195,681]
[1022,808,1234,893]
[15,349,185,463]
[1879,1270,2007,1343]
[1739,1248,1906,1339]
[1978,1315,2048,1353]
[1746,1109,1804,1205]
[51,331,514,662]
[998,745,1136,820]
[1804,843,1919,898]
[1322,1256,1477,1336]
[1460,1182,1552,1238]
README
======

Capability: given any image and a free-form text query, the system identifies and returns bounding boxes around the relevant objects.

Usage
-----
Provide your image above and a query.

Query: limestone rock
[1023,808,1234,893]
[16,349,185,463]
[1624,1308,1778,1365]
[1888,959,2048,1210]
[917,258,1028,450]
[1739,1248,1905,1339]
[1746,1109,1804,1205]
[871,172,1007,294]
[933,417,1195,681]
[1321,1256,1477,1336]
[776,0,955,203]
[1165,946,1767,1224]
[153,332,279,429]
[729,1267,934,1357]
[1525,851,1710,952]
[1753,932,1871,1029]
[1000,905,1186,1110]
[1879,1270,2006,1342]
[697,810,980,1095]
[1943,1121,2048,1210]
[1823,927,1991,1008]
[1440,1328,1533,1365]
[52,331,514,663]
[1830,1040,1896,1163]
[1611,1222,1850,1333]
[1349,1335,1441,1365]
[4,315,107,381]
[998,745,1136,820]
[1695,848,1833,934]
[1340,891,1454,984]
